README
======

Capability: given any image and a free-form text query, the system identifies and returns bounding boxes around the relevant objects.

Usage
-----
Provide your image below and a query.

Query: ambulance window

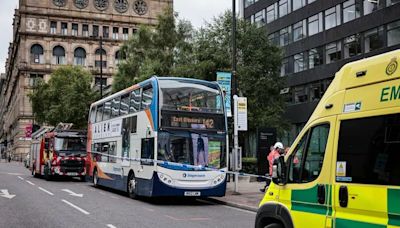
[337,113,400,186]
[288,124,330,183]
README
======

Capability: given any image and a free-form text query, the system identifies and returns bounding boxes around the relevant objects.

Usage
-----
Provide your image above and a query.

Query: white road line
[107,224,117,228]
[197,199,256,215]
[61,199,90,215]
[17,176,24,180]
[26,181,35,186]
[111,196,119,200]
[99,191,106,195]
[38,187,54,196]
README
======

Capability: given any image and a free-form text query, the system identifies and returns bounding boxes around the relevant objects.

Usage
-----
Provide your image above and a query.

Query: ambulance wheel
[127,172,138,199]
[93,169,99,187]
[264,224,283,228]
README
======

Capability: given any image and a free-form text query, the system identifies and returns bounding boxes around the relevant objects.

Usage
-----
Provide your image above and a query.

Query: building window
[30,44,44,64]
[279,0,291,18]
[72,23,78,36]
[95,48,107,68]
[293,0,306,11]
[308,13,323,36]
[132,28,137,34]
[113,27,119,39]
[294,52,306,73]
[29,74,44,87]
[310,82,324,101]
[268,32,279,46]
[74,47,86,66]
[93,25,99,37]
[364,26,384,53]
[115,50,126,65]
[82,24,89,37]
[50,21,57,34]
[103,26,109,38]
[387,20,400,47]
[344,34,362,58]
[308,46,323,69]
[326,41,342,64]
[61,22,68,35]
[280,26,291,46]
[52,45,66,65]
[245,0,254,8]
[266,3,278,23]
[343,0,360,23]
[325,5,341,30]
[387,0,400,6]
[123,28,129,40]
[293,20,306,42]
[254,9,265,28]
[95,77,107,87]
[294,85,308,104]
[281,57,289,76]
[363,0,379,15]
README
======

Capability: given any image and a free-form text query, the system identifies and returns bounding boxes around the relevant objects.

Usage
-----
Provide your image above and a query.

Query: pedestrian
[260,142,284,192]
[8,155,11,163]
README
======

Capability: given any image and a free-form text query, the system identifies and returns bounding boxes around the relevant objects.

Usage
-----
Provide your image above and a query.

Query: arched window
[52,45,65,65]
[74,47,86,66]
[30,44,44,64]
[95,48,107,68]
[115,50,126,66]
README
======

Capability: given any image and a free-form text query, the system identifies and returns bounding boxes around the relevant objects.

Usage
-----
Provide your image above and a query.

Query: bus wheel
[93,169,99,187]
[127,173,138,199]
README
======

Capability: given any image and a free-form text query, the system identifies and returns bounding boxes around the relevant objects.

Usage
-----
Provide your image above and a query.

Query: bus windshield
[55,137,87,153]
[157,131,226,169]
[159,79,224,114]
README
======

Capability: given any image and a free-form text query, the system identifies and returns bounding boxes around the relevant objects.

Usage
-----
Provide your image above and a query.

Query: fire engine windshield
[55,137,86,153]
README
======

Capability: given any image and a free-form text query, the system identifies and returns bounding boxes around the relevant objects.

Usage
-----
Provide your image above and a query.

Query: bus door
[122,116,138,167]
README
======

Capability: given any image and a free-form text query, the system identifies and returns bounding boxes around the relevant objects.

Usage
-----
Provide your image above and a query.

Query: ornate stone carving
[53,0,67,7]
[133,0,148,15]
[114,0,128,13]
[94,0,109,11]
[74,0,88,9]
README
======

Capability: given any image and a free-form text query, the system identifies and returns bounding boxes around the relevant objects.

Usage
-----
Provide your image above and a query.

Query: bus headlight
[157,172,173,186]
[212,173,226,186]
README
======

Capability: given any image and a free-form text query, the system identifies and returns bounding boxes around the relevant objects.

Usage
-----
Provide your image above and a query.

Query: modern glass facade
[244,0,400,144]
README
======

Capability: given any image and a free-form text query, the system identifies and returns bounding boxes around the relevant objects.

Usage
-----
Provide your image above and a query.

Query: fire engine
[31,123,87,181]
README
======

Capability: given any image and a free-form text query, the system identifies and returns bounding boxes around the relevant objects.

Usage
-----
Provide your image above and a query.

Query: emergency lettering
[381,85,400,102]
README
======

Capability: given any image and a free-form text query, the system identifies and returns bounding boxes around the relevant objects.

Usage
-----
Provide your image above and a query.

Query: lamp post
[99,36,103,98]
[232,0,240,194]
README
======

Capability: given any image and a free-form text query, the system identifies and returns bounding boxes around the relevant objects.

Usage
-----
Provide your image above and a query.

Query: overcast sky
[0,0,233,74]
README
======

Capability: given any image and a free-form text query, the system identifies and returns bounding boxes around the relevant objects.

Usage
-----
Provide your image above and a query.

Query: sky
[0,0,233,74]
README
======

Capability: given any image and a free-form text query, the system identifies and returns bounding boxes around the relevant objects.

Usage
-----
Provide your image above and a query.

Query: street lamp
[99,36,104,98]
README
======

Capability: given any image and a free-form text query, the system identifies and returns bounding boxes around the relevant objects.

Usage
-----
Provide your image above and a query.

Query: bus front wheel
[127,173,138,199]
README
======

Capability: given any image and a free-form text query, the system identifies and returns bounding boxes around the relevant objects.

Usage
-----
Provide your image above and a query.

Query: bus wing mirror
[272,156,287,186]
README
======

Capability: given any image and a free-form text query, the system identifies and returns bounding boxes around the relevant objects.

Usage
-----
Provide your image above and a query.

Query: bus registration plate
[67,172,78,176]
[184,191,201,197]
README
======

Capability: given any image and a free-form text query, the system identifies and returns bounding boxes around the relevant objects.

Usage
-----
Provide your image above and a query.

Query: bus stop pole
[233,95,239,193]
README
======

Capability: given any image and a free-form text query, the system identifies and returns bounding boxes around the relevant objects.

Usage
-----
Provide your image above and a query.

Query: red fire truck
[31,124,87,181]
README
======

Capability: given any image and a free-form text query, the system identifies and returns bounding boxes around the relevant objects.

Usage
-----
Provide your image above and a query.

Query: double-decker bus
[87,76,228,198]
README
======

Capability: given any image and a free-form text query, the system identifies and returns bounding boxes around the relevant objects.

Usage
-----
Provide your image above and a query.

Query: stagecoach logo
[386,58,398,76]
[182,173,206,178]
[183,173,187,178]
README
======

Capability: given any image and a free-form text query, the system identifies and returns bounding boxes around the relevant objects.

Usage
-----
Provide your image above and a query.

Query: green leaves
[28,66,97,129]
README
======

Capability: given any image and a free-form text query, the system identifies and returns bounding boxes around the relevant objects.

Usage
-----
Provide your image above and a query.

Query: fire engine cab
[31,123,87,181]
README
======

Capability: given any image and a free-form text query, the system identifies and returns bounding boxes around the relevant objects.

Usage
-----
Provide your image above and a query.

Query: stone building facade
[0,0,172,161]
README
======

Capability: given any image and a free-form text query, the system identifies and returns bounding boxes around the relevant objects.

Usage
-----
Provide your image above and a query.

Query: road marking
[38,187,54,196]
[61,199,90,215]
[7,173,23,175]
[17,176,24,180]
[144,208,154,212]
[107,224,117,228]
[164,215,210,221]
[111,196,119,200]
[61,189,83,197]
[26,181,35,186]
[0,189,16,199]
[99,191,106,195]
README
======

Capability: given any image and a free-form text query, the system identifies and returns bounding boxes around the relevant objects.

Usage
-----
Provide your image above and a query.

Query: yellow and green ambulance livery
[256,49,400,228]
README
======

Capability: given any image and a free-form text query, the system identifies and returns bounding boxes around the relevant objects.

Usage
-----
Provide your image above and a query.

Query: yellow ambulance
[256,49,400,228]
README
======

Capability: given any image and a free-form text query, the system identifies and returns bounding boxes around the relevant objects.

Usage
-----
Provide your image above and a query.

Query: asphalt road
[0,161,255,228]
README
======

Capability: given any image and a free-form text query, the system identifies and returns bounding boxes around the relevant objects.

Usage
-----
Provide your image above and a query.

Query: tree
[181,12,285,130]
[112,6,194,92]
[29,66,97,129]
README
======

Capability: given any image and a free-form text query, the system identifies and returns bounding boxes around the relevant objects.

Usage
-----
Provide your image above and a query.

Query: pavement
[207,176,265,212]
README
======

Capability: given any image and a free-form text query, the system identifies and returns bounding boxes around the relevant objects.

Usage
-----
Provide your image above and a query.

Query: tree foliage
[29,66,97,129]
[114,9,286,131]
